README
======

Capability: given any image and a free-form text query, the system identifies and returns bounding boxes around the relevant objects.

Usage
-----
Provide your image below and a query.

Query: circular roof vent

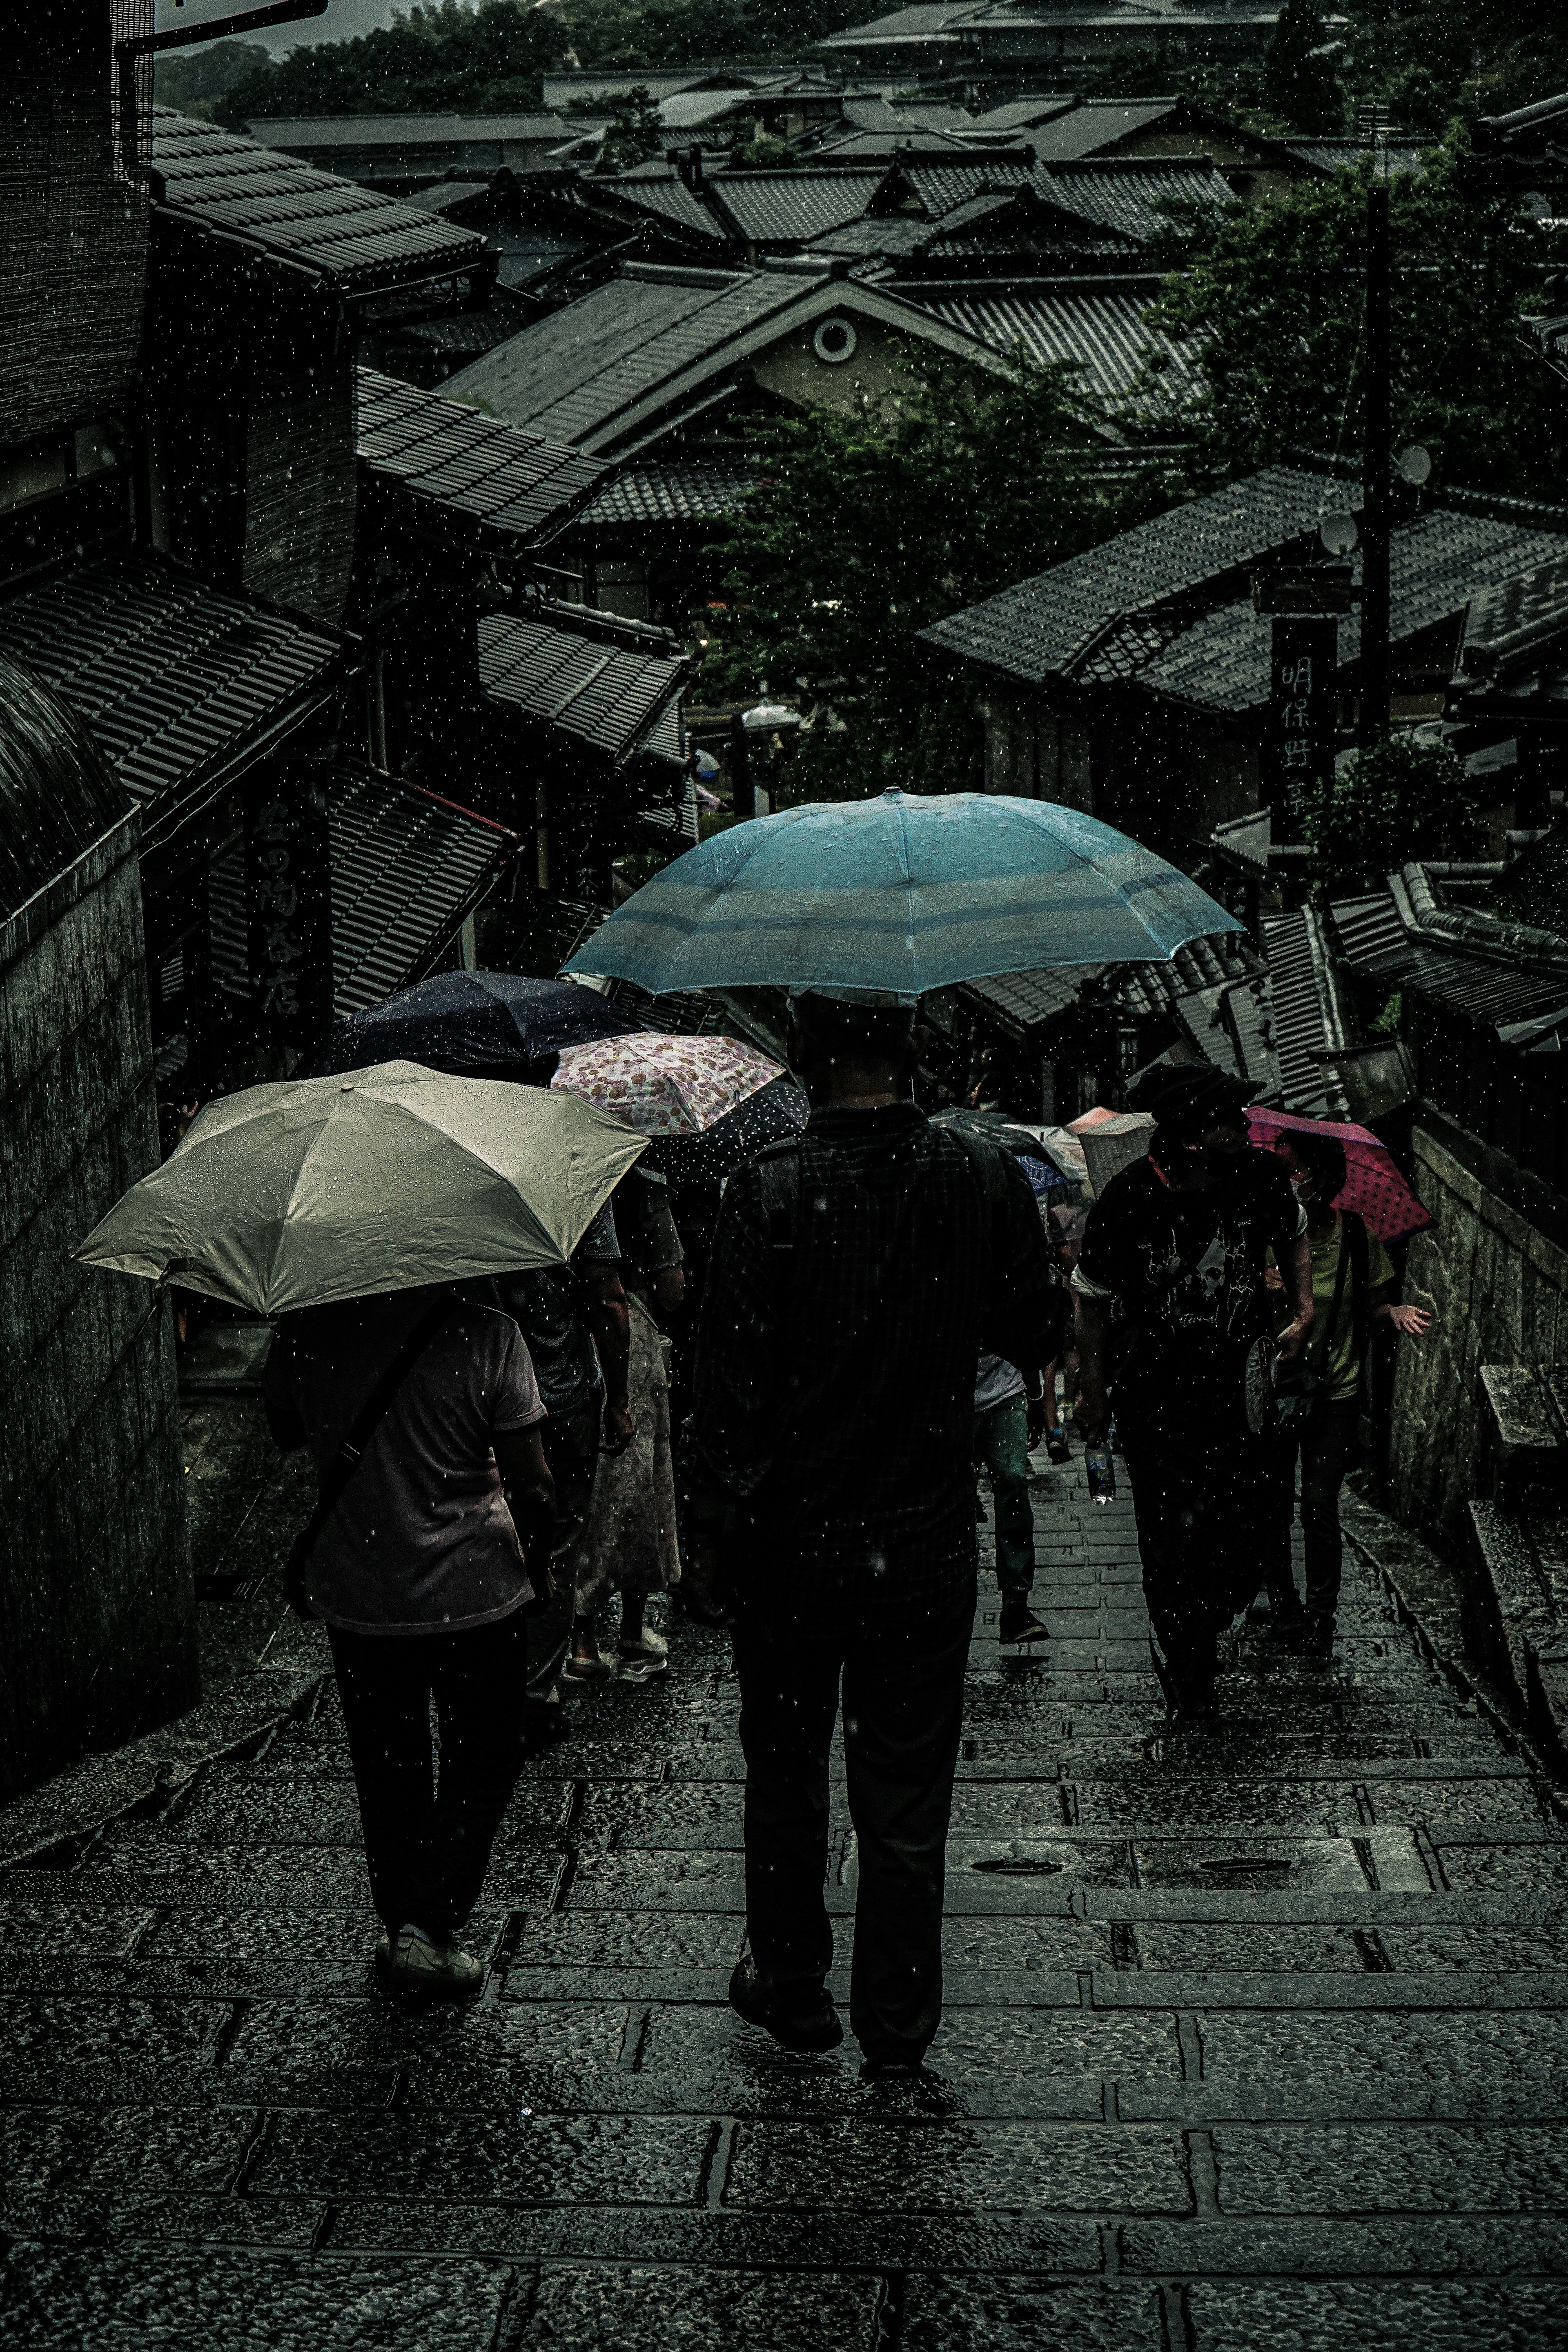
[812,316,858,365]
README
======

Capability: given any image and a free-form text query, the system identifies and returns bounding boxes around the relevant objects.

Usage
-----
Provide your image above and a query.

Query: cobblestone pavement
[4,1429,1568,2348]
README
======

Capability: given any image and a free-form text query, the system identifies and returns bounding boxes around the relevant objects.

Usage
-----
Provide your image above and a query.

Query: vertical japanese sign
[1265,615,1339,842]
[246,772,332,1052]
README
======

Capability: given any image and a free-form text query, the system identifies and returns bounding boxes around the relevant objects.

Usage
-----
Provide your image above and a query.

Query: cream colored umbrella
[74,1060,646,1316]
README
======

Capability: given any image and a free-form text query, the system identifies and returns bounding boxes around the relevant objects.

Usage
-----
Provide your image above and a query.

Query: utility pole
[1359,139,1392,751]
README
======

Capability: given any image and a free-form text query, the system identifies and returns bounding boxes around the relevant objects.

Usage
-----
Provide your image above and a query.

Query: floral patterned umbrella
[551,1033,784,1136]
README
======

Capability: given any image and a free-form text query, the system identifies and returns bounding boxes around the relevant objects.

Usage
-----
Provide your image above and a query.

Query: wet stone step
[249,2109,713,2206]
[722,2117,1190,2214]
[0,2245,519,2352]
[1209,2120,1568,2214]
[1124,2214,1568,2276]
[1185,2277,1568,2351]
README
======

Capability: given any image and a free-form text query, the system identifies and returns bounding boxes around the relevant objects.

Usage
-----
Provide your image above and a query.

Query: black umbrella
[645,1075,809,1192]
[313,971,643,1079]
[931,1107,1079,1202]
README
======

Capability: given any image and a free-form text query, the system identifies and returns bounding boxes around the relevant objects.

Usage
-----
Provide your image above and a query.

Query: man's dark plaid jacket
[692,1102,1057,1580]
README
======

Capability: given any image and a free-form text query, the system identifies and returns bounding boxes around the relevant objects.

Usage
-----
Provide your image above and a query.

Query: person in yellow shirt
[1263,1127,1432,1657]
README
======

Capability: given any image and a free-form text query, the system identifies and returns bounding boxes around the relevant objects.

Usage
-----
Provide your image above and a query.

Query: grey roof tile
[478,605,689,761]
[150,109,488,292]
[356,369,608,546]
[0,553,343,854]
[708,170,888,244]
[578,459,755,526]
[902,278,1199,419]
[440,268,805,446]
[613,174,730,239]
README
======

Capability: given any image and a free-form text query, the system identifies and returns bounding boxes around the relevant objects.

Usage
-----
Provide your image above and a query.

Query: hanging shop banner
[246,771,332,1049]
[1265,615,1340,841]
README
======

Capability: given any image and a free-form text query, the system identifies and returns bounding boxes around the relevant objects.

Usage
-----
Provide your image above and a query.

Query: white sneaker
[620,1624,668,1658]
[616,1650,668,1684]
[384,1924,483,1999]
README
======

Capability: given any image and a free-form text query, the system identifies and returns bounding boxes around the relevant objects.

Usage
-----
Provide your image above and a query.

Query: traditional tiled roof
[1140,506,1568,716]
[1041,158,1237,245]
[708,171,888,245]
[613,173,729,239]
[922,466,1341,684]
[1462,552,1568,669]
[902,157,1033,215]
[1285,138,1428,178]
[441,263,1002,454]
[576,459,755,527]
[247,114,569,149]
[208,766,514,1020]
[902,278,1202,419]
[1262,907,1346,1118]
[441,267,804,447]
[478,601,691,761]
[149,109,490,295]
[1026,99,1207,163]
[356,368,608,548]
[0,554,344,856]
[966,95,1077,132]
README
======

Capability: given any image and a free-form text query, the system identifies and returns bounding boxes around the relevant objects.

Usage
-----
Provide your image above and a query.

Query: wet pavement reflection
[2,1443,1567,2345]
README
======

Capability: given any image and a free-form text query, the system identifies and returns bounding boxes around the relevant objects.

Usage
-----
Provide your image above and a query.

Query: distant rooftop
[150,109,490,294]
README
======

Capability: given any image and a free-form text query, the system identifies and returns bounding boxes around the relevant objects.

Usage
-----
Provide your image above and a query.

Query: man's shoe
[384,1925,483,2000]
[616,1649,668,1684]
[999,1606,1048,1645]
[1300,1614,1335,1661]
[860,2055,928,2081]
[728,1956,843,2054]
[1046,1433,1071,1464]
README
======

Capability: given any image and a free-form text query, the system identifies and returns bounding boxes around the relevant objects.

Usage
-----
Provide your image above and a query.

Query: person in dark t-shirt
[1074,1061,1313,1721]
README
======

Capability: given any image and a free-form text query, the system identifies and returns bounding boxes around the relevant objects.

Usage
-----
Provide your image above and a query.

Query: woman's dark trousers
[329,1614,530,1944]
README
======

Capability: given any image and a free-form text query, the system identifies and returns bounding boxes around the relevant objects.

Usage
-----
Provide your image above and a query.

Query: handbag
[280,1294,459,1622]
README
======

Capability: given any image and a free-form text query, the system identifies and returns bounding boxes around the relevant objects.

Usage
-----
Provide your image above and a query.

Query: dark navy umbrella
[313,972,642,1078]
[645,1075,809,1191]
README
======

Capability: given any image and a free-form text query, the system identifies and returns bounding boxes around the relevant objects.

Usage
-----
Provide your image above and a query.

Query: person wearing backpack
[688,986,1057,2076]
[1262,1127,1432,1658]
[264,1286,556,1998]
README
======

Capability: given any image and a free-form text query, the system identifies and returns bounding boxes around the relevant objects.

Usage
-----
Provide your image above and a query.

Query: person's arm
[583,1261,634,1450]
[1372,1286,1432,1338]
[494,1424,557,1590]
[1074,1292,1114,1442]
[1274,1223,1316,1362]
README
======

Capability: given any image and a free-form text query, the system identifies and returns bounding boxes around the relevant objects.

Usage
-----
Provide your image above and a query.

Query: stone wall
[1387,1120,1568,1555]
[0,815,194,1802]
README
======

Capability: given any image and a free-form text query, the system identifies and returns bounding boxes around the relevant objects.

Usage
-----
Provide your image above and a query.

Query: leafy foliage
[213,2,571,124]
[1262,0,1343,133]
[588,86,664,170]
[1300,734,1486,897]
[703,362,1176,802]
[1143,136,1568,498]
[210,0,866,124]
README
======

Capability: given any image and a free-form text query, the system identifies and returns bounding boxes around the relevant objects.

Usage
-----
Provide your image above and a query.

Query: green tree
[704,361,1176,802]
[1143,135,1568,498]
[1262,0,1343,133]
[215,1,571,125]
[592,85,664,169]
[1301,733,1486,896]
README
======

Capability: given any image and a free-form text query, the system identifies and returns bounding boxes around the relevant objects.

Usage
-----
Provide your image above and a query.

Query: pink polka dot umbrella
[1245,1108,1433,1243]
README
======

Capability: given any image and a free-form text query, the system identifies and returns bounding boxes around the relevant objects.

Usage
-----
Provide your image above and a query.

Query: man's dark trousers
[329,1615,530,1942]
[1120,1416,1274,1696]
[731,1553,975,2066]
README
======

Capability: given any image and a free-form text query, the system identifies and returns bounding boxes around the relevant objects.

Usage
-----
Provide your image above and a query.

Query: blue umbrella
[561,790,1240,996]
[313,971,640,1078]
